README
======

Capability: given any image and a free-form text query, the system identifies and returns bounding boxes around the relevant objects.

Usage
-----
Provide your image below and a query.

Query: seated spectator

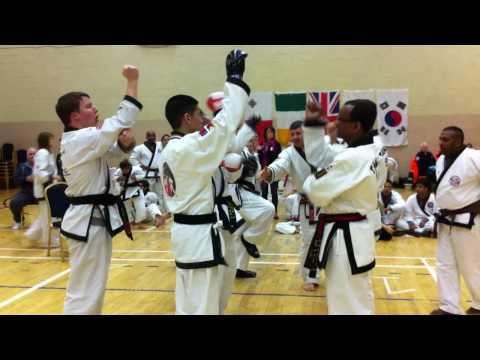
[379,179,406,232]
[397,178,436,237]
[9,148,38,230]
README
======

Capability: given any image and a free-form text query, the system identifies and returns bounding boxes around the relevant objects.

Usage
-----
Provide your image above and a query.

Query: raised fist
[226,49,248,79]
[122,65,139,81]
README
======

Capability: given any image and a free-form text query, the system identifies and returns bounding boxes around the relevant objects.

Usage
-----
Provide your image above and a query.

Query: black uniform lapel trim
[293,146,317,174]
[435,147,467,194]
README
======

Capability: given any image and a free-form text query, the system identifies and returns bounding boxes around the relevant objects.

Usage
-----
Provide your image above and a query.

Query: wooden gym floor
[0,188,473,315]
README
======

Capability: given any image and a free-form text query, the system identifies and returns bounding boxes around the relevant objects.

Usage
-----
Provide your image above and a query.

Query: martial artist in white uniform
[284,192,300,221]
[205,93,259,312]
[130,131,166,213]
[397,179,436,236]
[114,160,146,224]
[26,133,59,247]
[261,120,328,290]
[431,126,480,316]
[378,180,406,228]
[57,66,142,315]
[303,99,386,315]
[230,137,275,279]
[159,49,250,315]
[137,180,167,226]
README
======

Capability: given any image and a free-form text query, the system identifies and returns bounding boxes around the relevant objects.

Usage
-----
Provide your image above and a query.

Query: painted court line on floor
[0,268,71,310]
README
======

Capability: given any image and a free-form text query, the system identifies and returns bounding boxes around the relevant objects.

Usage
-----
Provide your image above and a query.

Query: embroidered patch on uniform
[162,163,176,197]
[427,202,434,209]
[449,175,462,187]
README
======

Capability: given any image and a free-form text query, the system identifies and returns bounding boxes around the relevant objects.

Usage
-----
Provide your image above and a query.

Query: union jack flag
[309,91,340,122]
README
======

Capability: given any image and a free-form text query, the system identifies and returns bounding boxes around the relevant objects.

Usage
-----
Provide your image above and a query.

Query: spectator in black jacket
[9,148,38,229]
[416,142,437,178]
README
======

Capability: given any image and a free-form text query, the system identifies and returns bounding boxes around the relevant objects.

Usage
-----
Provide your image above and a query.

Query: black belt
[435,213,476,230]
[174,213,217,225]
[305,213,368,277]
[215,196,244,233]
[299,194,319,225]
[68,193,133,240]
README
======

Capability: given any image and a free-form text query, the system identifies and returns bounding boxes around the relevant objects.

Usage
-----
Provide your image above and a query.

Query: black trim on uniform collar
[171,131,186,137]
[226,77,251,96]
[64,125,80,133]
[348,133,374,148]
[123,95,143,110]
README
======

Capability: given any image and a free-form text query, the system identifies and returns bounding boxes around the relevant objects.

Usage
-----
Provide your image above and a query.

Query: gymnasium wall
[1,45,479,177]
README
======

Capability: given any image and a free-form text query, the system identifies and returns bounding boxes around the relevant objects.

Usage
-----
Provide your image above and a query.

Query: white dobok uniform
[378,190,406,227]
[397,193,436,233]
[114,166,146,224]
[130,141,166,213]
[213,124,257,314]
[303,125,387,315]
[60,95,142,315]
[267,144,326,285]
[230,147,275,273]
[26,148,58,245]
[159,79,249,315]
[435,148,480,314]
[143,191,162,222]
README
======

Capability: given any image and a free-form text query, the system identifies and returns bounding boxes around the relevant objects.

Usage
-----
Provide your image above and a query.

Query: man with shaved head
[9,147,38,230]
[431,126,480,316]
[415,141,436,178]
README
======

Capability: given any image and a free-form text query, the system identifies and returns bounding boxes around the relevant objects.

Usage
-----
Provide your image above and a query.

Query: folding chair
[44,182,70,260]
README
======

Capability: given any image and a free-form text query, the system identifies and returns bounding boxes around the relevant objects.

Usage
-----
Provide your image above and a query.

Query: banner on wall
[244,92,274,145]
[274,92,306,146]
[377,89,409,147]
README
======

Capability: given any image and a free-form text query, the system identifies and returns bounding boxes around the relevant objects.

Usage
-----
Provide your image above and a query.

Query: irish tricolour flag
[274,92,306,146]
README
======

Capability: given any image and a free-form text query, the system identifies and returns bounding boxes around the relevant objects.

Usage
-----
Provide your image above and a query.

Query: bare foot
[303,283,316,292]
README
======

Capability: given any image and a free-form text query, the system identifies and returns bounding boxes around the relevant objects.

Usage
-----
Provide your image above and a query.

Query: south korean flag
[377,89,409,147]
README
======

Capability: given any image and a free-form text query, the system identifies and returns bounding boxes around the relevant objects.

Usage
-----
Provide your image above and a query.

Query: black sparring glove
[241,155,259,179]
[226,48,248,80]
[245,114,262,131]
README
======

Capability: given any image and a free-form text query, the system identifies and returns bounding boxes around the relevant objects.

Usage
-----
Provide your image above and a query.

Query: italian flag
[274,92,306,146]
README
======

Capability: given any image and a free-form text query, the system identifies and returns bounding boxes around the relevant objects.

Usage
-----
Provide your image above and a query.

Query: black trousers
[9,191,37,223]
[261,181,279,213]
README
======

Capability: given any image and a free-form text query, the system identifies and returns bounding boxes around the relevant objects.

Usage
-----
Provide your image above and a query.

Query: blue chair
[44,182,70,260]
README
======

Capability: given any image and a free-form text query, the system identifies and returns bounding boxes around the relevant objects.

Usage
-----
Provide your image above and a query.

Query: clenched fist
[118,128,136,153]
[122,65,139,81]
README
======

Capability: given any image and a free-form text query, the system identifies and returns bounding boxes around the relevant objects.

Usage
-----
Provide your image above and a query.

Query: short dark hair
[416,178,432,192]
[55,92,90,127]
[289,121,303,130]
[344,99,377,133]
[384,179,393,186]
[119,159,132,170]
[442,126,464,144]
[37,132,54,150]
[165,95,198,130]
[161,134,170,141]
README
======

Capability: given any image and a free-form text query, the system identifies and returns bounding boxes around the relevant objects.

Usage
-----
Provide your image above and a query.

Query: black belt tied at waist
[68,193,133,240]
[215,196,245,234]
[434,212,476,231]
[145,168,160,181]
[305,213,367,277]
[174,213,218,225]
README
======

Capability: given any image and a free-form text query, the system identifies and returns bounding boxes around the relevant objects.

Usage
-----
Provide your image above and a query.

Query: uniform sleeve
[173,81,249,175]
[403,195,415,223]
[268,148,292,183]
[390,191,406,212]
[303,154,369,208]
[64,97,142,168]
[227,124,256,154]
[33,150,52,183]
[302,125,338,170]
[129,145,143,167]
